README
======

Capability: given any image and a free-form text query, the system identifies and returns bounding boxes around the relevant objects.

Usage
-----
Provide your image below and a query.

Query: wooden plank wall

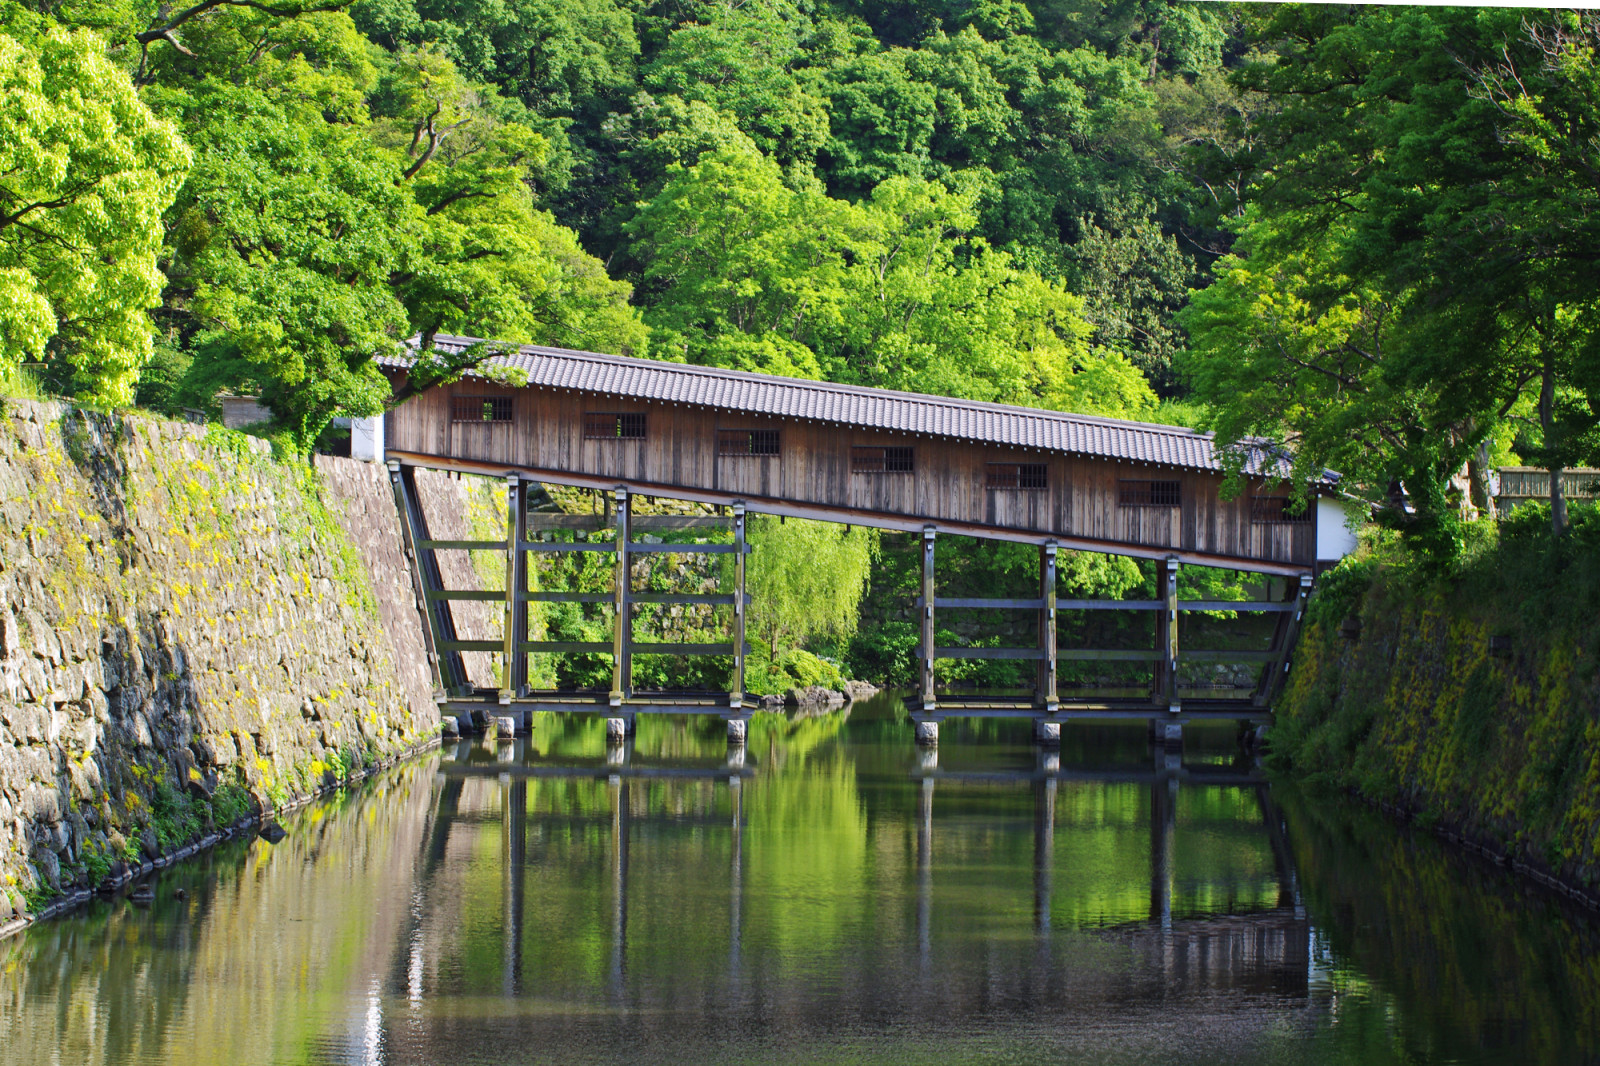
[385,380,1316,567]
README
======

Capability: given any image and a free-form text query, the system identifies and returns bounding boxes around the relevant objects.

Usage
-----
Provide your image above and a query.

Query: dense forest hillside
[2,2,1597,573]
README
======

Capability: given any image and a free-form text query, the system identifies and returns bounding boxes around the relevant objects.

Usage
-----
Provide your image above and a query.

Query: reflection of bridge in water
[409,740,1309,1017]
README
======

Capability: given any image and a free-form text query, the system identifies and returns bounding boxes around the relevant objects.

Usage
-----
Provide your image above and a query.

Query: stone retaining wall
[0,401,440,924]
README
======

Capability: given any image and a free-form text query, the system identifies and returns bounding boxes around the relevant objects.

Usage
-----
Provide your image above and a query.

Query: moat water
[3,700,1598,1065]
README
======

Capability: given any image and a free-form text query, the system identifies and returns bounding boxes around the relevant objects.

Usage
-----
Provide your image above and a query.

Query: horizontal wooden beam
[386,449,1317,577]
[934,646,1047,660]
[521,592,611,603]
[631,643,745,655]
[1181,649,1277,662]
[425,590,505,601]
[524,514,732,532]
[418,539,505,551]
[633,515,732,531]
[438,640,504,653]
[932,597,1046,610]
[1057,649,1163,661]
[519,641,614,654]
[1177,600,1297,612]
[631,592,747,605]
[1057,599,1164,610]
[519,542,616,553]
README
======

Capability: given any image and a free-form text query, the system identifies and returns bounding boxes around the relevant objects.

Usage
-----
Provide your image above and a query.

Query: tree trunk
[1468,439,1496,521]
[1539,361,1567,536]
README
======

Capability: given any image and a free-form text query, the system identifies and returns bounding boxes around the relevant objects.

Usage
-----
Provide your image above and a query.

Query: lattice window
[987,463,1048,490]
[450,396,513,423]
[718,429,780,456]
[584,412,647,440]
[1118,479,1181,507]
[852,445,914,473]
[1251,496,1311,523]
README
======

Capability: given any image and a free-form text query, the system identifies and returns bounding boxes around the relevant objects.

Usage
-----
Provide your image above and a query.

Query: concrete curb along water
[0,736,442,943]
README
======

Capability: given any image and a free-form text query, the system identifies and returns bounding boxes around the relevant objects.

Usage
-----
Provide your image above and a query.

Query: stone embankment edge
[0,734,441,944]
[1347,790,1600,914]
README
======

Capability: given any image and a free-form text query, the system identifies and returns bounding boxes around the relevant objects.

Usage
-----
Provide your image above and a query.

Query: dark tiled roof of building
[383,335,1329,482]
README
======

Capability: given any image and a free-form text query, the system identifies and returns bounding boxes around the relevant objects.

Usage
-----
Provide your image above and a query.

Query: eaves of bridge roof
[380,335,1336,485]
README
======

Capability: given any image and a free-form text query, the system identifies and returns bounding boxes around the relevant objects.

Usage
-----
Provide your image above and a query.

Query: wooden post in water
[500,474,521,705]
[1038,542,1058,711]
[731,503,746,710]
[610,488,630,706]
[921,527,937,712]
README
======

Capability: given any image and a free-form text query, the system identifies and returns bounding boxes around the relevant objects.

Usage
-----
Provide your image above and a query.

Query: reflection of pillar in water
[502,776,526,997]
[729,774,743,982]
[1256,785,1304,919]
[1149,773,1177,934]
[917,775,934,971]
[610,775,629,998]
[1034,776,1057,934]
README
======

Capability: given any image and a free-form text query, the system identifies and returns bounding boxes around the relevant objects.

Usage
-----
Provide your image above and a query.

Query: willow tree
[746,516,876,660]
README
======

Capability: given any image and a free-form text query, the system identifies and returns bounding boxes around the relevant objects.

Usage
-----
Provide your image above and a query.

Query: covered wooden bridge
[366,335,1355,733]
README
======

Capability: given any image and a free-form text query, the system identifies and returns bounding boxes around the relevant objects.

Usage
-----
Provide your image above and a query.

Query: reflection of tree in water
[6,729,1597,1065]
[1281,785,1600,1065]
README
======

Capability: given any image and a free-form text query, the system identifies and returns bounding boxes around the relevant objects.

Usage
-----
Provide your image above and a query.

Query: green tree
[0,21,189,403]
[1184,7,1600,549]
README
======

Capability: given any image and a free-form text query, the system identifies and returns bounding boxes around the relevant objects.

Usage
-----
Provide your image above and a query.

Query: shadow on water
[2,703,1597,1065]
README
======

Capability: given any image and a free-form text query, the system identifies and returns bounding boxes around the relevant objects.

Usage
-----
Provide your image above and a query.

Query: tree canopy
[1,0,1595,560]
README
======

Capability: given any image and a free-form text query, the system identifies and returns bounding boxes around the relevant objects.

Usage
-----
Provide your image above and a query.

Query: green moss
[1275,504,1600,887]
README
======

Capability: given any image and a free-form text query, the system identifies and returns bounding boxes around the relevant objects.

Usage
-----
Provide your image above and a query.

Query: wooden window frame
[584,412,647,440]
[986,462,1048,490]
[718,428,780,457]
[450,396,513,423]
[851,445,914,474]
[1250,495,1311,524]
[1118,478,1181,507]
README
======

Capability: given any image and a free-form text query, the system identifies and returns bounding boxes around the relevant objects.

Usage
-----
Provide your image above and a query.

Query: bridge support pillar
[606,717,628,744]
[731,504,746,709]
[727,718,748,745]
[915,719,939,746]
[1038,543,1058,710]
[1034,719,1061,746]
[610,489,631,706]
[920,527,937,711]
[500,474,525,705]
[1155,556,1180,707]
[1152,719,1183,747]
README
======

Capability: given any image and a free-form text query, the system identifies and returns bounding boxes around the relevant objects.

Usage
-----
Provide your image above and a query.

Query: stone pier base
[915,720,939,746]
[727,718,748,744]
[1034,719,1061,746]
[606,717,628,744]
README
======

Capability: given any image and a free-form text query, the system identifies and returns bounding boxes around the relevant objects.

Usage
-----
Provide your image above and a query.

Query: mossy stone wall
[0,401,439,918]
[1275,557,1600,898]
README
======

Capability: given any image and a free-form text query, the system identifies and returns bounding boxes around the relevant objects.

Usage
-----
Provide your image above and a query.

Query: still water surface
[3,701,1598,1065]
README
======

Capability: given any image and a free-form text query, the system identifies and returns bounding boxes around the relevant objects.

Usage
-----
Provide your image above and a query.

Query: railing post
[731,503,746,710]
[610,488,630,706]
[1157,556,1180,711]
[1039,542,1058,711]
[921,526,937,711]
[500,474,522,705]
